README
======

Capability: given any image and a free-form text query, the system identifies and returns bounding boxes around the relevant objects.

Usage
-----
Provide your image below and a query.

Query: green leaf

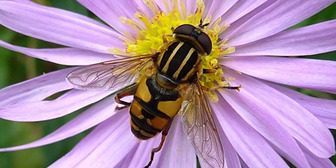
[49,0,89,16]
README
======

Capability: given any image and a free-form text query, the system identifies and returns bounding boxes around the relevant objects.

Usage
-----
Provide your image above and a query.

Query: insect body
[130,24,212,140]
[66,23,235,168]
[129,75,182,140]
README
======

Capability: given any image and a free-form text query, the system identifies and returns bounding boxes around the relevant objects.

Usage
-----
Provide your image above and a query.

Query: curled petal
[0,1,125,53]
[50,112,138,168]
[0,68,73,106]
[231,20,336,56]
[0,40,115,65]
[222,57,336,93]
[0,96,119,152]
[222,0,335,46]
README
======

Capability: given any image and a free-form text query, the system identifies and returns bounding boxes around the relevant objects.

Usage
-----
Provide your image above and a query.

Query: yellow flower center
[112,0,235,101]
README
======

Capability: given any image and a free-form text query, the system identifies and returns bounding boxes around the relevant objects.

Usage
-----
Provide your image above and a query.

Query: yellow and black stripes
[157,41,200,82]
[130,77,182,140]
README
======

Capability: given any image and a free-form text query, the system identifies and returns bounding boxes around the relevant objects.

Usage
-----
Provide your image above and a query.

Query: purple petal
[154,0,170,13]
[120,117,196,168]
[303,146,336,168]
[116,137,161,168]
[219,87,310,168]
[77,0,139,38]
[134,1,155,18]
[204,0,238,22]
[223,69,335,158]
[0,89,112,121]
[220,0,267,24]
[270,83,336,129]
[218,130,241,168]
[50,112,138,168]
[213,98,288,168]
[0,40,115,65]
[231,20,336,56]
[184,0,197,16]
[222,0,335,46]
[0,96,119,152]
[240,159,249,168]
[0,1,125,53]
[157,116,197,168]
[222,57,336,93]
[0,68,73,106]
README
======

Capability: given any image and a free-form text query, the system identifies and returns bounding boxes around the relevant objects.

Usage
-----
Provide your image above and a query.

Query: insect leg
[144,120,173,168]
[115,83,137,110]
[222,85,241,91]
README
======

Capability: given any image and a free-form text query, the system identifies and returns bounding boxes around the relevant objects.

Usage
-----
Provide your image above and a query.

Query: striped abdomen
[130,76,182,140]
[157,41,200,82]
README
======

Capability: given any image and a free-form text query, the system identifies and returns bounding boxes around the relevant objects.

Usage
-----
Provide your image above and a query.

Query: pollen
[114,0,235,101]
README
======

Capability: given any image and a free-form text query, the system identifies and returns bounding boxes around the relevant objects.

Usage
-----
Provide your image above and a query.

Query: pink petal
[270,83,336,129]
[0,89,112,121]
[0,1,125,53]
[223,69,335,158]
[204,0,239,22]
[213,98,288,168]
[156,116,197,168]
[222,0,335,46]
[220,0,267,24]
[231,20,336,56]
[0,96,119,152]
[50,112,138,168]
[0,68,73,106]
[219,87,310,168]
[77,0,139,38]
[222,57,336,93]
[0,40,115,65]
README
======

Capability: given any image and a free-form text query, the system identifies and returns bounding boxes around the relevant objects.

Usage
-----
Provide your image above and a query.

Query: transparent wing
[180,83,225,168]
[66,55,155,90]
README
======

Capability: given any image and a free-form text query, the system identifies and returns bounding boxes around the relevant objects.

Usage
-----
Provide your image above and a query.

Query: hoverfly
[66,21,239,168]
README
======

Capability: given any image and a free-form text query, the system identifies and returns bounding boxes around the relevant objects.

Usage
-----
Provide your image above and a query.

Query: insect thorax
[156,41,200,85]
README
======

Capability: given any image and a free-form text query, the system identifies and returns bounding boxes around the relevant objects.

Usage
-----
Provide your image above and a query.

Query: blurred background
[0,0,335,167]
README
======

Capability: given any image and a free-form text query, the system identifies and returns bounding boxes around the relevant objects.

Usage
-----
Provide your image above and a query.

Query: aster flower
[1,0,336,167]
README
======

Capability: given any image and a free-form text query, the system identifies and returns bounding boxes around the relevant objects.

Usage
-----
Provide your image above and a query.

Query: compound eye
[174,24,212,55]
[197,33,212,55]
[173,24,195,35]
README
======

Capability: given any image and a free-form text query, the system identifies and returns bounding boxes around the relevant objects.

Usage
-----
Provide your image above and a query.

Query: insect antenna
[199,19,210,29]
